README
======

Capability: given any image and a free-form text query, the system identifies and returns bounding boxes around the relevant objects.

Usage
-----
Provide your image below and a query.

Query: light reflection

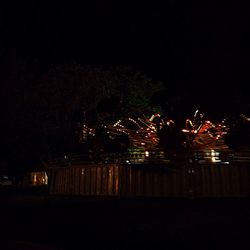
[194,149,230,164]
[31,172,48,185]
[207,150,221,163]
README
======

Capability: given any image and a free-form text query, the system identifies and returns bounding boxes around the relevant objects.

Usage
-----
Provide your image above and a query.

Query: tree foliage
[2,63,166,171]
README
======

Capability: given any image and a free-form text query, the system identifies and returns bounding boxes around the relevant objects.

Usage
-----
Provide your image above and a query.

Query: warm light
[210,150,221,163]
[44,173,48,185]
[31,172,48,185]
[145,151,149,157]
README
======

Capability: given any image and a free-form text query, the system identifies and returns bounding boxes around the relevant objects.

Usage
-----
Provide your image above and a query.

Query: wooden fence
[190,163,250,197]
[48,162,250,198]
[47,150,250,198]
[49,164,119,196]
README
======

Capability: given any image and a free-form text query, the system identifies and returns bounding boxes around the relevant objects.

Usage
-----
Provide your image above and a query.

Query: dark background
[1,2,250,160]
[1,2,249,97]
[1,4,250,248]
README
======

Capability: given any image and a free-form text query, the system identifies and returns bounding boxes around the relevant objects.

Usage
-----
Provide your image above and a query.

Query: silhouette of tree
[1,62,166,173]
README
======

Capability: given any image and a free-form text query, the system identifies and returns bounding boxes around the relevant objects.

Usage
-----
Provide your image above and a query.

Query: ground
[1,191,250,250]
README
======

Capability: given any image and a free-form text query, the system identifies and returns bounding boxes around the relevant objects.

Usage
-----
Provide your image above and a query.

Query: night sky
[1,2,250,111]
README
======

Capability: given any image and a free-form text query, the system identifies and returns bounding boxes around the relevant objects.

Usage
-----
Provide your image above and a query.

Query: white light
[211,150,215,157]
[44,173,48,185]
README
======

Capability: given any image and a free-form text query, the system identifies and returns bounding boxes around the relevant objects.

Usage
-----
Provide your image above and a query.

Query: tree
[2,63,166,169]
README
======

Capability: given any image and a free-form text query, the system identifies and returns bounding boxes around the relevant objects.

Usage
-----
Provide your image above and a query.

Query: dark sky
[1,2,250,98]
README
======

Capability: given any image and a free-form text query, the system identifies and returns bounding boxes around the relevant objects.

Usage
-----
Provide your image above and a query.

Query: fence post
[186,148,195,199]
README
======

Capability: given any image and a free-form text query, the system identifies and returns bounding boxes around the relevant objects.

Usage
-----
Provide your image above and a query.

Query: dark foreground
[1,191,250,250]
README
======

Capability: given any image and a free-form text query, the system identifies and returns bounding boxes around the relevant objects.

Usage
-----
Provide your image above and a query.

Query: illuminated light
[81,168,85,175]
[211,157,221,163]
[149,115,155,122]
[145,151,149,157]
[44,173,48,185]
[209,150,221,163]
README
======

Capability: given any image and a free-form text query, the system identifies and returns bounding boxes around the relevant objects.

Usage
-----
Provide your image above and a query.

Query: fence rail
[46,149,250,167]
